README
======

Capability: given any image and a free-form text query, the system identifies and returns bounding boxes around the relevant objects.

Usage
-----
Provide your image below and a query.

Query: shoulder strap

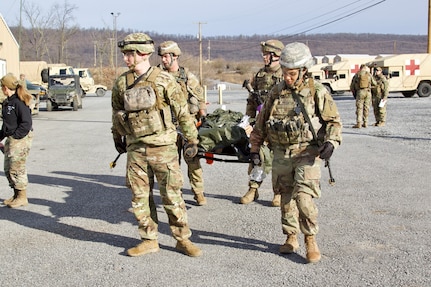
[291,79,322,146]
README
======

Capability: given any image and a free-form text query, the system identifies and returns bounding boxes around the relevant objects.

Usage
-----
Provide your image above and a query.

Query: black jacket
[0,94,32,140]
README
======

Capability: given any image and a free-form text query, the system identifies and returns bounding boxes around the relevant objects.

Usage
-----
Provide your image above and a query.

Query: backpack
[358,71,370,89]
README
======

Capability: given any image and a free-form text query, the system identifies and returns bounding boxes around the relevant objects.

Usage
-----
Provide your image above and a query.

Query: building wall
[0,13,20,78]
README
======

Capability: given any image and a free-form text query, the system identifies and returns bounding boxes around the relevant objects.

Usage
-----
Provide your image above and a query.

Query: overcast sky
[1,0,427,37]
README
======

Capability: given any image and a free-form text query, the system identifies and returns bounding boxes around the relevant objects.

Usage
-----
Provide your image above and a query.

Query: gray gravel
[0,88,430,287]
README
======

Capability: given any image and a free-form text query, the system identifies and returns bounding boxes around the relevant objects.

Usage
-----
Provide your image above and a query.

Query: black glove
[250,152,261,166]
[184,143,198,158]
[318,142,334,160]
[113,135,127,154]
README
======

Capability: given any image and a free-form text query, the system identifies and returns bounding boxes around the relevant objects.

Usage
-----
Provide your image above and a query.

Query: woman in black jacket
[0,73,33,208]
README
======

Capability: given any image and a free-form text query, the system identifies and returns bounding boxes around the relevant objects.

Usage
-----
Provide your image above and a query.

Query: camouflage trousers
[372,94,387,123]
[355,88,372,124]
[248,144,277,194]
[4,131,33,190]
[272,146,321,236]
[126,144,191,241]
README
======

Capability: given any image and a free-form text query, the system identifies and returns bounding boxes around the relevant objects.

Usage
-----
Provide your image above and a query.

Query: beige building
[0,13,19,78]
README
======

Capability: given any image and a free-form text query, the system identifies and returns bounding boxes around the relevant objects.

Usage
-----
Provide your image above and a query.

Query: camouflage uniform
[351,66,377,128]
[169,67,206,200]
[242,39,284,206]
[250,78,342,236]
[371,68,389,126]
[250,42,342,263]
[112,33,199,249]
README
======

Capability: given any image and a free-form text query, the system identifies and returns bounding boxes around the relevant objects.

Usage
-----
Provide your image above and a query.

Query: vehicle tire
[417,82,431,97]
[73,97,78,111]
[46,100,53,112]
[324,84,332,94]
[402,91,416,98]
[96,88,106,97]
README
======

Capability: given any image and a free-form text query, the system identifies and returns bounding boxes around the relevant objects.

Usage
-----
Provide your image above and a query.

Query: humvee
[46,75,83,111]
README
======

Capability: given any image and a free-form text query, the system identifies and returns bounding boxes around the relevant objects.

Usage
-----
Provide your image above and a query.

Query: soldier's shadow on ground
[0,170,305,262]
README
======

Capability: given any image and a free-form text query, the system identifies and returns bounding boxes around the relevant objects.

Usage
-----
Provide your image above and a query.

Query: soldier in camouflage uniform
[241,39,284,207]
[249,42,342,263]
[157,41,207,206]
[371,67,389,127]
[111,33,202,257]
[0,73,34,208]
[350,64,376,128]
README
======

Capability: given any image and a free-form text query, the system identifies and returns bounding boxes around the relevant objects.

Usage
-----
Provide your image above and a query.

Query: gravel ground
[0,88,430,287]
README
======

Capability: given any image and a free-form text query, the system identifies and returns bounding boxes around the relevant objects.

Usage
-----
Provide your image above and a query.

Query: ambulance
[366,53,431,97]
[318,55,377,94]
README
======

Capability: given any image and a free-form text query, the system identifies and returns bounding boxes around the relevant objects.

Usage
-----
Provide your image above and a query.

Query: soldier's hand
[318,142,334,160]
[113,135,127,154]
[184,143,198,158]
[250,152,261,166]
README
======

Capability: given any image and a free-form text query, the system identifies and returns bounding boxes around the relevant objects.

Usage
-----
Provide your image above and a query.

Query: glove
[318,142,334,160]
[184,143,198,158]
[250,152,261,166]
[113,135,127,154]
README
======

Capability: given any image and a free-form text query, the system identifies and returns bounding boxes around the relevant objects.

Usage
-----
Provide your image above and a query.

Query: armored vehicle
[73,68,107,97]
[46,75,83,111]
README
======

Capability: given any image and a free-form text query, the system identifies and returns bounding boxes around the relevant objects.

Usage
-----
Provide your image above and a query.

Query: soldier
[249,42,342,263]
[371,67,389,127]
[350,64,376,128]
[0,73,34,208]
[157,41,207,205]
[240,39,284,206]
[111,33,202,257]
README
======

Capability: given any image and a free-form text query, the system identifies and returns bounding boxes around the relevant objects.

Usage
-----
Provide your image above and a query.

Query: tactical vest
[254,66,283,101]
[266,79,322,147]
[116,67,174,137]
[176,67,200,115]
[358,71,370,89]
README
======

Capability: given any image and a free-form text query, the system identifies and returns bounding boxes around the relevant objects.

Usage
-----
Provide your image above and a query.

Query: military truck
[73,68,107,97]
[319,56,377,94]
[366,53,431,98]
[308,63,329,81]
[46,74,83,111]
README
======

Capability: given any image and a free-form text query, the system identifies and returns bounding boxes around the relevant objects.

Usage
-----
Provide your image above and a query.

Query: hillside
[10,27,428,87]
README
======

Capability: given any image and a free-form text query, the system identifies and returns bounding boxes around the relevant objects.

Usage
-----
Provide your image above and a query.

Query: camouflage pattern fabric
[245,65,283,118]
[4,131,33,190]
[351,69,377,125]
[372,74,389,123]
[249,77,342,236]
[111,67,198,241]
[126,145,191,241]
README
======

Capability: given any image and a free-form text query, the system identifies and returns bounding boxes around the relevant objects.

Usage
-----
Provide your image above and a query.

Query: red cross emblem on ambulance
[351,64,360,74]
[405,59,420,76]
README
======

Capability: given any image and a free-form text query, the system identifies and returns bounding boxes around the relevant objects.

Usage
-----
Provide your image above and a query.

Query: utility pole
[196,22,207,86]
[111,12,120,75]
[93,41,97,67]
[207,40,211,62]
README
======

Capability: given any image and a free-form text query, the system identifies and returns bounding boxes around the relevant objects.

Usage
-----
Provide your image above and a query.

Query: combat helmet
[158,41,182,56]
[117,33,155,54]
[261,39,284,56]
[280,42,314,69]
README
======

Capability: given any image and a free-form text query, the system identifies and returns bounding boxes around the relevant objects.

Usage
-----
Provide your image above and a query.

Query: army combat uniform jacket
[111,66,198,149]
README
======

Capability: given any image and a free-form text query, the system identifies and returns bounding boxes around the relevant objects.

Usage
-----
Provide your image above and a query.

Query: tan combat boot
[240,188,259,204]
[175,239,202,257]
[376,121,385,127]
[194,193,207,206]
[279,234,299,254]
[272,194,281,207]
[362,122,368,128]
[305,235,321,263]
[3,189,19,205]
[7,190,28,208]
[352,123,361,129]
[127,239,160,257]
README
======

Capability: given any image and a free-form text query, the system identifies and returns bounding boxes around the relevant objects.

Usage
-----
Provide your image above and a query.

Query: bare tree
[21,1,54,61]
[50,1,79,63]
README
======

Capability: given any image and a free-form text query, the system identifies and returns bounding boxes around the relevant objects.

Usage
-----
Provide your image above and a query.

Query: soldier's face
[282,68,300,86]
[262,52,271,65]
